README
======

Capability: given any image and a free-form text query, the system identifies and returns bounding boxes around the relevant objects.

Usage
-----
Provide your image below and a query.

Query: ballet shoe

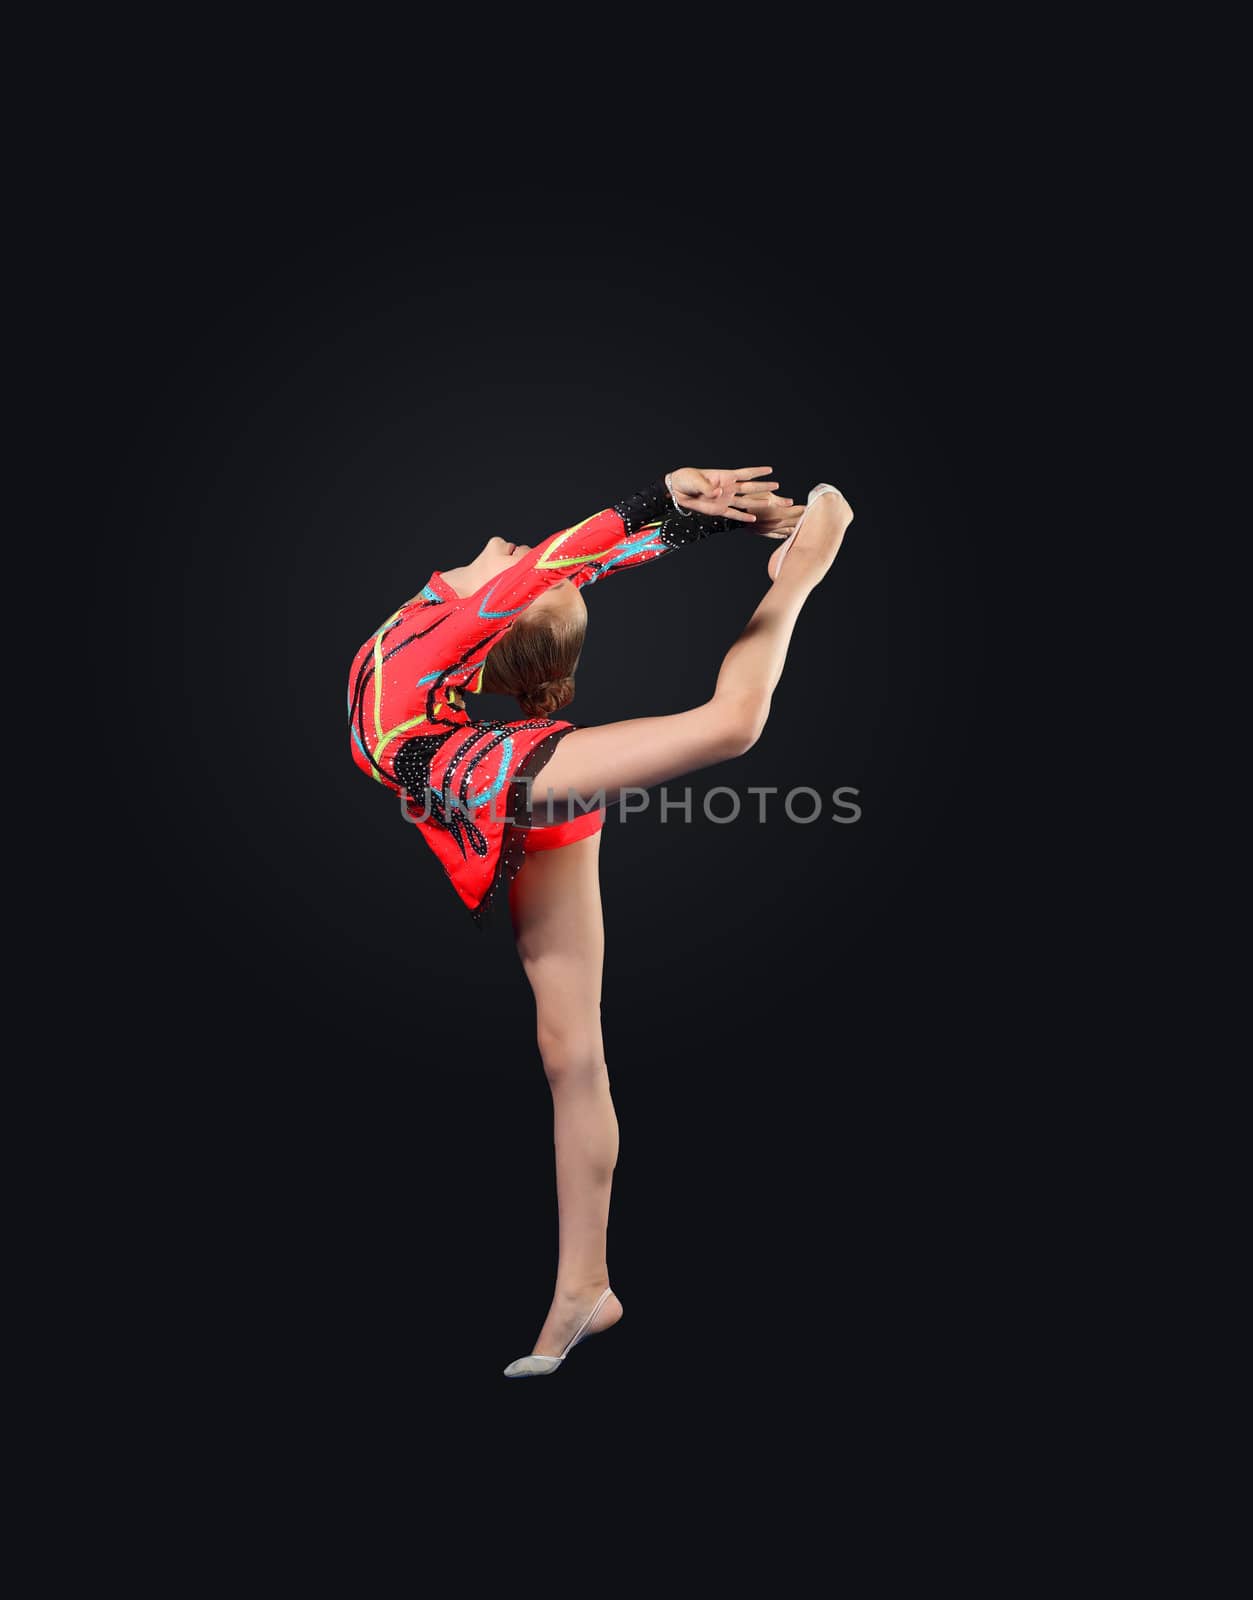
[768,482,845,582]
[503,1286,617,1378]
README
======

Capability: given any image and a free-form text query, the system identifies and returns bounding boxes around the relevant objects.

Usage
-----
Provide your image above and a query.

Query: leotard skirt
[521,807,605,853]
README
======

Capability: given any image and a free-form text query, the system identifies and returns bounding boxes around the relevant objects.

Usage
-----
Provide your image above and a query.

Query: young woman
[346,466,854,1376]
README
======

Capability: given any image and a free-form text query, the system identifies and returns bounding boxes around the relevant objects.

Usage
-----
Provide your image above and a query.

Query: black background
[82,135,1055,1440]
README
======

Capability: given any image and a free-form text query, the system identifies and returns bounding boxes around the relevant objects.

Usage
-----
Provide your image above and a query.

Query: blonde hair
[479,609,586,719]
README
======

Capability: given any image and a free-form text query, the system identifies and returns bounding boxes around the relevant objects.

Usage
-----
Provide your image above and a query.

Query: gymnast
[346,467,854,1375]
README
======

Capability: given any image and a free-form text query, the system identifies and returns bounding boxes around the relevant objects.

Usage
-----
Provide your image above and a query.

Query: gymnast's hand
[744,492,806,540]
[669,466,785,524]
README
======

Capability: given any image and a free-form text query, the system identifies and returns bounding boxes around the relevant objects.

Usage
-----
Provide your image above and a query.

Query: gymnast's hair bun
[519,675,576,719]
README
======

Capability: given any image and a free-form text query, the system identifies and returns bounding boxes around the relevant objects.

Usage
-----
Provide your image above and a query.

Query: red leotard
[346,476,741,924]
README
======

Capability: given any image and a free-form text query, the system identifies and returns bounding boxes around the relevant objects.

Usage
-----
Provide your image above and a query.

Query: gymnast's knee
[709,691,770,760]
[536,1022,607,1085]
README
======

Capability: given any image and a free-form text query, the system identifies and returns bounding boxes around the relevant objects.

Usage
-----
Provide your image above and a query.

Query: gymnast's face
[476,535,534,581]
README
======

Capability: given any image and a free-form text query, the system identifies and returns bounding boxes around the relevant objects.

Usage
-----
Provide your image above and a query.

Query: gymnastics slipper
[503,1286,618,1377]
[768,482,844,582]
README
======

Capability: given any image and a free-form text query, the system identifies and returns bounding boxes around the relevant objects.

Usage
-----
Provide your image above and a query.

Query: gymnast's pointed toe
[503,1353,564,1377]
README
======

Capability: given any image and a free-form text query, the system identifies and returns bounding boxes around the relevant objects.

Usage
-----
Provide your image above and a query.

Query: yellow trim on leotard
[372,608,403,748]
[367,609,406,783]
[535,517,665,569]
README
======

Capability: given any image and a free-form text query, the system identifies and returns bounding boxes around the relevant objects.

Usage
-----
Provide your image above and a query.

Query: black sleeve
[612,477,748,549]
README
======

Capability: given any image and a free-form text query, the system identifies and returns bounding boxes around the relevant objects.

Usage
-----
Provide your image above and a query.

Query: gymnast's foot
[529,1279,624,1358]
[768,484,855,586]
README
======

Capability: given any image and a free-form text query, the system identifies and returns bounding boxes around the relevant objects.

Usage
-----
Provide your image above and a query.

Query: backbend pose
[346,466,854,1376]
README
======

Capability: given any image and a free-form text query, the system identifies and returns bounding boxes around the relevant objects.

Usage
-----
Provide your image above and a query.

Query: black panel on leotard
[612,477,746,549]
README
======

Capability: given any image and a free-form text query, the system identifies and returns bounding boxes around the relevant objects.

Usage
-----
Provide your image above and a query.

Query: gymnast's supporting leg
[509,828,625,1358]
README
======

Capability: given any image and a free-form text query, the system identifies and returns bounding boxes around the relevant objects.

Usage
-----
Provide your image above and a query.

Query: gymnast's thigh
[508,829,605,1052]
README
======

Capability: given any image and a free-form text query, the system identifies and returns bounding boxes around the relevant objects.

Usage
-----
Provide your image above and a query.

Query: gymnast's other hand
[668,465,780,522]
[742,491,806,540]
